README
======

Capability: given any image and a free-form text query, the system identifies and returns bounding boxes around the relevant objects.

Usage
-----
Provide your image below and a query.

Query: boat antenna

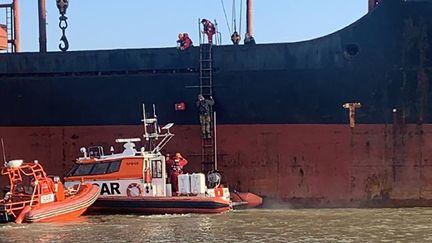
[232,0,236,33]
[1,138,6,166]
[239,0,243,37]
[213,111,218,171]
[143,104,148,140]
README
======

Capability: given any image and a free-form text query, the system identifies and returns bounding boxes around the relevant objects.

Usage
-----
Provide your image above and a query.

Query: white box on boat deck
[190,173,206,194]
[166,184,172,197]
[143,184,157,196]
[178,174,191,194]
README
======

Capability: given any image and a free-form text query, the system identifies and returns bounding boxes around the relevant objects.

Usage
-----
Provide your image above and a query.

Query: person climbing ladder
[201,19,216,44]
[196,94,214,139]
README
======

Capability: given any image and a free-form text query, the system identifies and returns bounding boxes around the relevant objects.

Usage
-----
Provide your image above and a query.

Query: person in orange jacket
[166,153,188,194]
[201,19,215,44]
[177,33,193,50]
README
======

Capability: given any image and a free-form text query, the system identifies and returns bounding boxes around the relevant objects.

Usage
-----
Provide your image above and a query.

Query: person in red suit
[166,153,188,194]
[177,33,193,50]
[201,19,216,44]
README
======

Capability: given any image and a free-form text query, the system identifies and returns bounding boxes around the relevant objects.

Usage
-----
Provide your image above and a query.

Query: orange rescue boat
[64,105,260,214]
[0,160,100,223]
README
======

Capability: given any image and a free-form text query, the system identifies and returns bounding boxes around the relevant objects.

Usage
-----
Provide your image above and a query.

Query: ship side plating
[0,0,432,207]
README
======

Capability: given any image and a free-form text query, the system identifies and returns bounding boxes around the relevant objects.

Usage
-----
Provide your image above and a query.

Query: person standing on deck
[177,33,193,50]
[196,94,214,139]
[166,153,188,195]
[244,33,256,45]
[201,19,216,44]
[231,31,241,45]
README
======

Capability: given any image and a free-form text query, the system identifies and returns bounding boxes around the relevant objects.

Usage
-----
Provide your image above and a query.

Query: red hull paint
[1,124,432,207]
[231,192,263,209]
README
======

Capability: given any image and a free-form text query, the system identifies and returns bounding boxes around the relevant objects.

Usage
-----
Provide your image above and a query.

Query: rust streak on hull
[1,124,432,208]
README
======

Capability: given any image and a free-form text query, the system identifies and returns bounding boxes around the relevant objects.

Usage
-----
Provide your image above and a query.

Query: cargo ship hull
[2,123,432,207]
[0,0,432,207]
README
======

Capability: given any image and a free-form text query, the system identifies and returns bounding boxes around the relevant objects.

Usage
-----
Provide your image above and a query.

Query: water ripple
[1,208,432,242]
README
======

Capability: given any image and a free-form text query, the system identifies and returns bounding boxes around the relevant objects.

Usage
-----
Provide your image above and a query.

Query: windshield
[67,160,121,177]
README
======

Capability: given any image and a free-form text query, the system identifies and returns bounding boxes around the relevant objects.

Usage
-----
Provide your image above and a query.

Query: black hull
[90,197,230,214]
[0,1,430,126]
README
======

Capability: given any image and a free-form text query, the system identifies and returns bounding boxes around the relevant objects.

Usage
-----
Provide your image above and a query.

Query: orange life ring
[144,168,152,184]
[127,183,143,197]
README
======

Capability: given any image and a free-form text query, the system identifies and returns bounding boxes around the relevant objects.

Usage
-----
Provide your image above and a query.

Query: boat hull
[91,196,231,214]
[22,184,100,223]
[231,192,263,209]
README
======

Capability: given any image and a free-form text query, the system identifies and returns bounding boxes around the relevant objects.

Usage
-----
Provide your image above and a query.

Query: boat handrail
[29,180,39,206]
[66,183,81,196]
[8,163,47,178]
[151,132,174,153]
[4,198,34,213]
[115,138,141,143]
[141,104,176,153]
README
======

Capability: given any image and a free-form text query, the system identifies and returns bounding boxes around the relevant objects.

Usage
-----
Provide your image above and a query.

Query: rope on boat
[29,180,38,206]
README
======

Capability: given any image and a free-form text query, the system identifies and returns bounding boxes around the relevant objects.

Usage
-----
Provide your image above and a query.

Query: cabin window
[69,160,121,176]
[72,164,94,176]
[90,163,110,175]
[107,160,121,173]
[67,164,79,176]
[151,160,162,178]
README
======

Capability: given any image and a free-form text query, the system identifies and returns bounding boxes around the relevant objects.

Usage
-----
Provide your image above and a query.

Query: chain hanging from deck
[56,0,69,52]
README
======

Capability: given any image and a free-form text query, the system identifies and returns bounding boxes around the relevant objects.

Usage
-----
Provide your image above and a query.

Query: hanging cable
[220,0,232,34]
[239,0,243,36]
[232,0,237,32]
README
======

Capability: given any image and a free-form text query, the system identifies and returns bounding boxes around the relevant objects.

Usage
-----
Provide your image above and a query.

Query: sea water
[1,208,432,242]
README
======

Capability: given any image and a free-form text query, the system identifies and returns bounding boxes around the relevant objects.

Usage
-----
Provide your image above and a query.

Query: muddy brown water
[1,208,432,242]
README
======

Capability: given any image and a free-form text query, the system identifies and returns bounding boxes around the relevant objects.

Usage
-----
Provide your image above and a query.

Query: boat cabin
[65,139,169,197]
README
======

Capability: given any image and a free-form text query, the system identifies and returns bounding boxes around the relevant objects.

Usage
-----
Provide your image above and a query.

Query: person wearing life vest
[196,94,215,139]
[166,153,188,195]
[231,31,240,45]
[244,32,256,45]
[201,19,216,44]
[177,33,193,50]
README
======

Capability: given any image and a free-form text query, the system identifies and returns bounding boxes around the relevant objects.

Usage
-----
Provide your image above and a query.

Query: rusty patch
[365,173,392,200]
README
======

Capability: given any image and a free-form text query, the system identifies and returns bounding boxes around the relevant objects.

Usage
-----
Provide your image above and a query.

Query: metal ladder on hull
[199,43,213,97]
[5,5,13,53]
[199,43,216,173]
